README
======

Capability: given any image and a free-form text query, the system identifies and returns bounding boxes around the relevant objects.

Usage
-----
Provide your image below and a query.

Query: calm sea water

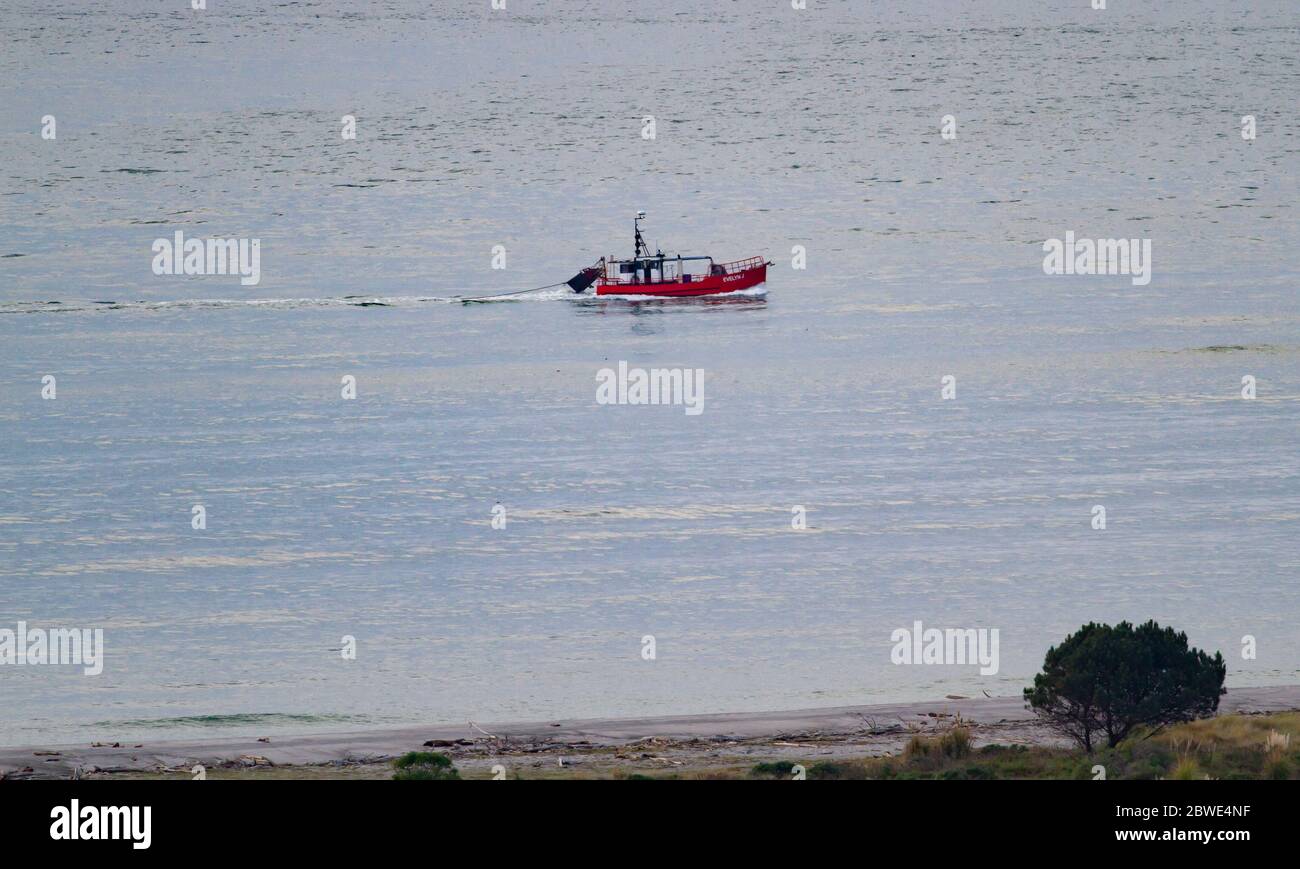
[1,0,1297,746]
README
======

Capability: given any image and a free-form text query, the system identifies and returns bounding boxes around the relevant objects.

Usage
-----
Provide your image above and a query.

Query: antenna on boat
[634,210,650,258]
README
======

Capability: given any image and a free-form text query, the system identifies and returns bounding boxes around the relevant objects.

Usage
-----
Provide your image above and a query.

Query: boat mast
[634,210,651,258]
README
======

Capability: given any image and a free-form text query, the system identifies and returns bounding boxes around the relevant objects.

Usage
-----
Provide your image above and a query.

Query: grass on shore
[737,712,1300,781]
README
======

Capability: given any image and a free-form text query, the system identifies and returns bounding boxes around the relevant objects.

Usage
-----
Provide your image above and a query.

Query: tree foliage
[1024,620,1226,752]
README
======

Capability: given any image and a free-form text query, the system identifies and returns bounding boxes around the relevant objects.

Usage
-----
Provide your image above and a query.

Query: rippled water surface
[1,0,1297,746]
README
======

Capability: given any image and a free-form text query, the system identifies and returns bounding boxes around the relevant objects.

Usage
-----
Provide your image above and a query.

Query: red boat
[566,213,770,298]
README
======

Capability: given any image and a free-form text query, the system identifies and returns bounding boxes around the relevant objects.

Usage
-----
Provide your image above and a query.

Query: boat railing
[718,256,767,273]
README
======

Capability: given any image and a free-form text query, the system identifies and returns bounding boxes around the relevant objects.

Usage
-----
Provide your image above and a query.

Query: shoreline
[6,685,1299,780]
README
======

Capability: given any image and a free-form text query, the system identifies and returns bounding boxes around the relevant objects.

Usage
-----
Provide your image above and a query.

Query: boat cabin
[604,255,722,286]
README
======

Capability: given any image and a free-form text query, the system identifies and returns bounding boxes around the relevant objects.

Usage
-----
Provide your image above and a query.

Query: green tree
[1024,621,1226,752]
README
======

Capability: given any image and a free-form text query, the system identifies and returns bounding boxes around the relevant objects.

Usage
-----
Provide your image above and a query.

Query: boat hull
[595,262,768,297]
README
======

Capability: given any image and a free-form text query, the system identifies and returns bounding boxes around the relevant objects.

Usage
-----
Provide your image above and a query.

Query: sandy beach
[5,685,1298,780]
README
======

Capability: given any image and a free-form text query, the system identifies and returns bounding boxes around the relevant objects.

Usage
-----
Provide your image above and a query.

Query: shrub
[1265,759,1291,781]
[939,726,972,759]
[808,761,869,780]
[1024,620,1226,752]
[903,725,971,765]
[903,733,935,762]
[392,751,460,781]
[751,760,798,777]
[1264,729,1291,759]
